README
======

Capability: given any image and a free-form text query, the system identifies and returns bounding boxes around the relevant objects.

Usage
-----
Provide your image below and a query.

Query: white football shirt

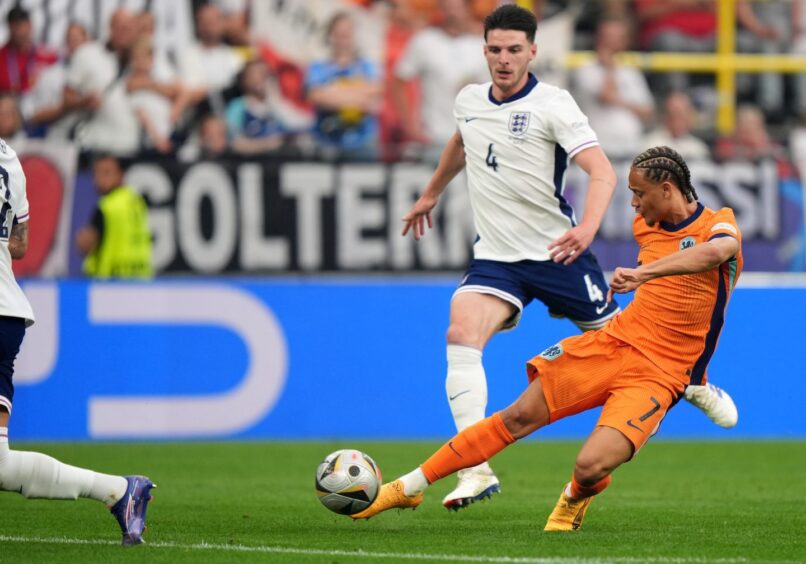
[0,139,34,325]
[454,75,599,262]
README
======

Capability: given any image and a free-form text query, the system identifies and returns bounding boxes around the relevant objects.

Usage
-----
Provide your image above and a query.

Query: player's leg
[443,289,519,509]
[544,349,686,532]
[0,319,154,545]
[351,373,551,520]
[544,426,631,531]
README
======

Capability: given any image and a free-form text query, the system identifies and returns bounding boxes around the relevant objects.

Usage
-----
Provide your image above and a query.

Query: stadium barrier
[12,278,806,440]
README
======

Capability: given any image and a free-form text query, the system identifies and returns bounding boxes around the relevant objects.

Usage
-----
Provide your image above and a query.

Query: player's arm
[8,220,28,260]
[75,207,103,256]
[402,131,466,240]
[609,236,740,298]
[549,145,616,264]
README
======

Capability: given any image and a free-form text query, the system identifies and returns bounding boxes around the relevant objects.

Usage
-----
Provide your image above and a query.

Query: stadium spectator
[715,104,786,163]
[132,9,180,81]
[226,59,311,156]
[792,0,806,117]
[306,12,382,160]
[637,0,790,104]
[735,0,789,117]
[393,0,488,161]
[178,113,233,162]
[126,37,188,154]
[789,113,806,185]
[643,92,710,161]
[0,93,25,142]
[572,16,654,158]
[75,155,153,279]
[198,113,231,159]
[377,0,427,159]
[19,21,88,139]
[63,8,140,155]
[210,0,251,46]
[177,3,245,116]
[0,5,57,95]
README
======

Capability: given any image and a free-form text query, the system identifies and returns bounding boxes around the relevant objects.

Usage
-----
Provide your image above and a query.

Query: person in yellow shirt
[75,155,152,279]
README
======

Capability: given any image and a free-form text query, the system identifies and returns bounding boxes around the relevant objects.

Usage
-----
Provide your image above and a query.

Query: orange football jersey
[604,204,743,384]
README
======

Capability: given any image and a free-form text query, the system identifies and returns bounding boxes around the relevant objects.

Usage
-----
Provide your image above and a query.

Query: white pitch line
[0,534,771,564]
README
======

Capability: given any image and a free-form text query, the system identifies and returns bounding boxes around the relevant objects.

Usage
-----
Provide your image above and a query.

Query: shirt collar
[660,202,704,232]
[488,73,538,106]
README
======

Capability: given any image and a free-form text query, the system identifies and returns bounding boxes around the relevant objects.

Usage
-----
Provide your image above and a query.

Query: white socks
[0,427,127,506]
[445,344,492,474]
[399,467,428,496]
[446,344,487,430]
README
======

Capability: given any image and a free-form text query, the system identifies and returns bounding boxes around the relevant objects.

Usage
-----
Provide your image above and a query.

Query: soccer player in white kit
[401,5,738,510]
[0,139,154,545]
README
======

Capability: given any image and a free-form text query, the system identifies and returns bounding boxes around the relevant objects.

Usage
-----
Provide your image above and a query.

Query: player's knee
[446,322,480,347]
[500,403,540,439]
[573,454,612,485]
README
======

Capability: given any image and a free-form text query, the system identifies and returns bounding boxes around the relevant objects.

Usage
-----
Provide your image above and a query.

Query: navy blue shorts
[455,253,620,331]
[0,316,26,413]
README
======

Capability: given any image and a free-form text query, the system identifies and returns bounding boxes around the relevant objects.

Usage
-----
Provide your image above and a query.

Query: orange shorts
[526,330,687,453]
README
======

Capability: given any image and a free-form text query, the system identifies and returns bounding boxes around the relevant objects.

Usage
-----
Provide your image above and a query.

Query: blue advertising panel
[10,279,806,440]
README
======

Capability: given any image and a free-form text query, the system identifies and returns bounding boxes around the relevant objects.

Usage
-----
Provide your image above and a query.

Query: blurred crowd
[0,0,805,172]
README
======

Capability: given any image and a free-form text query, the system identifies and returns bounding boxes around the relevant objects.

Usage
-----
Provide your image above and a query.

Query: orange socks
[420,412,515,484]
[570,474,612,500]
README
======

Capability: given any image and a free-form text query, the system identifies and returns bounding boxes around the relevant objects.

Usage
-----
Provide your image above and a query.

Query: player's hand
[548,223,596,265]
[607,266,645,302]
[402,194,438,240]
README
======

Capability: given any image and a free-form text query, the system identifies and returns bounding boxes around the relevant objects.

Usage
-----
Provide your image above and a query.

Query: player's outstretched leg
[110,476,157,545]
[442,342,503,510]
[353,412,517,520]
[351,479,423,520]
[0,426,154,545]
[683,382,738,428]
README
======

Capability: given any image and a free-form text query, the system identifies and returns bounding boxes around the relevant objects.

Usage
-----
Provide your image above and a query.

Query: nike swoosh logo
[448,441,463,458]
[595,304,609,315]
[449,390,471,401]
[464,117,478,123]
[626,419,641,431]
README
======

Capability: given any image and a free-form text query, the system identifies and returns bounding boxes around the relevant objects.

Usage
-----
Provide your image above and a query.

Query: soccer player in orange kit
[353,146,743,530]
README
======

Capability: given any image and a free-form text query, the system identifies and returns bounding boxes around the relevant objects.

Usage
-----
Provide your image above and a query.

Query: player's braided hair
[631,146,699,202]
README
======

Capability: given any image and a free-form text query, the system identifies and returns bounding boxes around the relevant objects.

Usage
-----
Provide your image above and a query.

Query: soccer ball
[315,449,382,515]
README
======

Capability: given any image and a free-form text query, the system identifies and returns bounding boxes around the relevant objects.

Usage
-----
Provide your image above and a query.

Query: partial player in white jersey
[401,5,739,511]
[0,139,155,545]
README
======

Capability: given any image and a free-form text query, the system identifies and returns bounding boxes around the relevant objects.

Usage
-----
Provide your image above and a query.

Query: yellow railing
[563,0,806,133]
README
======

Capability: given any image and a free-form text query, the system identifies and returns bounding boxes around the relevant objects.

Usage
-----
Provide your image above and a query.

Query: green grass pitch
[0,441,804,563]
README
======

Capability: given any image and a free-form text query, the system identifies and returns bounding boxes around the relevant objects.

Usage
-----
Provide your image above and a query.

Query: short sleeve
[546,89,599,158]
[7,161,29,223]
[707,208,741,242]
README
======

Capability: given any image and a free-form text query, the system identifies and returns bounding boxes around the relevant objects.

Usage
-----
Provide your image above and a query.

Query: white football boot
[684,383,738,428]
[442,466,500,511]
